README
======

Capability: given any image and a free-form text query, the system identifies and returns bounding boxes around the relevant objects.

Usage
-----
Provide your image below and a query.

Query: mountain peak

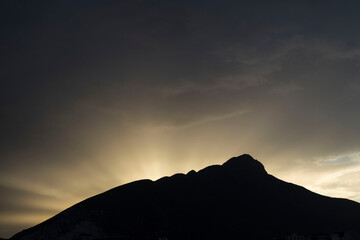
[11,154,360,240]
[222,154,267,174]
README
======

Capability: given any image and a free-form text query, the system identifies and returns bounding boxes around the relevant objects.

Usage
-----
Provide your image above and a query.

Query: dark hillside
[12,154,360,240]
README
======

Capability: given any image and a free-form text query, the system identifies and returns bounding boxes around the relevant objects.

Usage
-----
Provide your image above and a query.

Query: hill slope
[12,154,360,240]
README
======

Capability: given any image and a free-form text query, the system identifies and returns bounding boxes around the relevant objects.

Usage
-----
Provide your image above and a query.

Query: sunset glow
[1,1,360,238]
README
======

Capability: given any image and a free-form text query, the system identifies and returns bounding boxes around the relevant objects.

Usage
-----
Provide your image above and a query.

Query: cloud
[310,158,360,202]
[317,153,360,166]
[152,110,249,131]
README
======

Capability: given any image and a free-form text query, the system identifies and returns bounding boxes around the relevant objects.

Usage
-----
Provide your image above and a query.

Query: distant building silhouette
[285,233,305,240]
[273,232,346,240]
[310,232,345,240]
[273,233,305,240]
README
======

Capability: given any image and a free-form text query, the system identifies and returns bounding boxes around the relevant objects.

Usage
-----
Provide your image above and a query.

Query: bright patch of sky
[318,153,360,166]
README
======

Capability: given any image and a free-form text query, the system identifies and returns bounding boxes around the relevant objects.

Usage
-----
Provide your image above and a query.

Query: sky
[1,0,360,238]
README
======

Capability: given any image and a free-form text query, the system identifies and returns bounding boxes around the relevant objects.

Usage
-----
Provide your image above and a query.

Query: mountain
[11,154,360,240]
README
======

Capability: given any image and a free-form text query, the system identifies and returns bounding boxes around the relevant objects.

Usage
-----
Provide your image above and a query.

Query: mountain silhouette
[11,154,360,240]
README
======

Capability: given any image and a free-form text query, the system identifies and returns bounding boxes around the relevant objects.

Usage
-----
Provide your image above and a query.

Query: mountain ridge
[11,154,360,240]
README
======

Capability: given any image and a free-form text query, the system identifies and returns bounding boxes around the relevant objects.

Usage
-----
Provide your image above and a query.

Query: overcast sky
[1,0,360,238]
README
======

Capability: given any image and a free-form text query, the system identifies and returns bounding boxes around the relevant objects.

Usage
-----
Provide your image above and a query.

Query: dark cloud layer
[1,0,360,238]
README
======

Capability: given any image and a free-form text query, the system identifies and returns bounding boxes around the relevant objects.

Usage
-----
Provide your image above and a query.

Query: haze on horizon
[1,0,360,238]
